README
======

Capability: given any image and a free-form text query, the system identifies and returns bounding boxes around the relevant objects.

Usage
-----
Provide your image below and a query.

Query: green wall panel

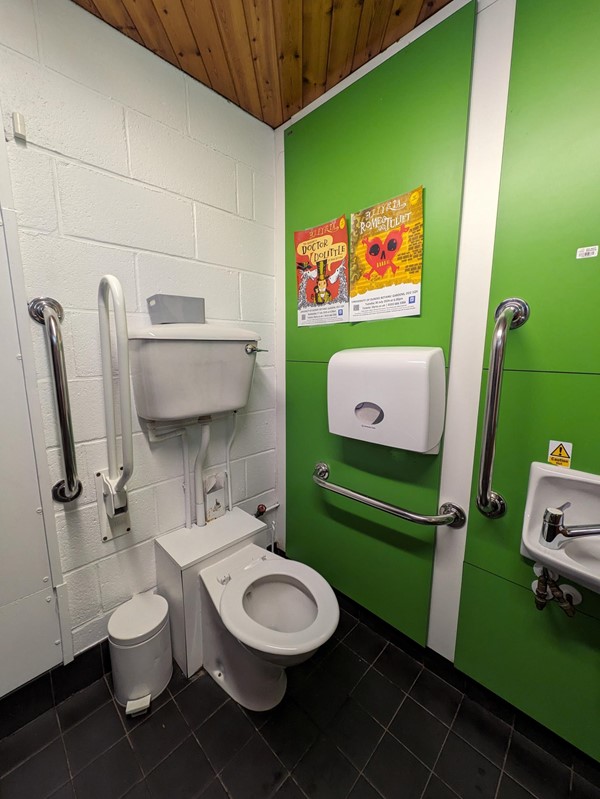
[284,5,476,642]
[483,0,600,374]
[456,565,600,762]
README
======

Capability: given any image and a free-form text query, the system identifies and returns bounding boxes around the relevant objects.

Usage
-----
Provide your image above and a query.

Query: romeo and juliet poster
[349,187,424,322]
[294,215,349,326]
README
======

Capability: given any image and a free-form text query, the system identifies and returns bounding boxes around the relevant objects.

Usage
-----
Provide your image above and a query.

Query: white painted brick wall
[0,0,277,654]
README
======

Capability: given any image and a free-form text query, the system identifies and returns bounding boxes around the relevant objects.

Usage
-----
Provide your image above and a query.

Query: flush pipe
[146,421,193,529]
[195,423,211,526]
[225,411,238,511]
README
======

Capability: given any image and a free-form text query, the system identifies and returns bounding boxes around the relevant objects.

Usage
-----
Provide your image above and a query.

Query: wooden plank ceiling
[73,0,454,128]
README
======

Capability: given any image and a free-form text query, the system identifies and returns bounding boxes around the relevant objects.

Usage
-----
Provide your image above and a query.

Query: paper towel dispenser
[327,347,446,453]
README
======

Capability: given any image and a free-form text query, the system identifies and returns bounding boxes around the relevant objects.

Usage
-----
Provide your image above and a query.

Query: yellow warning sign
[548,440,572,468]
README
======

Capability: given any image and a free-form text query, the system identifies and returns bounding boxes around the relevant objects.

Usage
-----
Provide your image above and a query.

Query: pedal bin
[108,593,172,708]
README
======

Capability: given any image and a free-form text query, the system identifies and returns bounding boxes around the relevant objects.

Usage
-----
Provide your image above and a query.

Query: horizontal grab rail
[28,297,82,503]
[476,298,529,518]
[313,463,465,529]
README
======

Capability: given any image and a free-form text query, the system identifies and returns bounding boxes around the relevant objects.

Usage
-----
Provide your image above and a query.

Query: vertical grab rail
[476,298,530,518]
[28,297,83,502]
[98,275,133,516]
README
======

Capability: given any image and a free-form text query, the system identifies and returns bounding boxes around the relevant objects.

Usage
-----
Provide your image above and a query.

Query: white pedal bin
[108,593,172,707]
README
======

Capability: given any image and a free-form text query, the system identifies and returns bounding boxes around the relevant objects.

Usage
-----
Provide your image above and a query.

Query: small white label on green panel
[576,245,598,259]
[548,440,572,468]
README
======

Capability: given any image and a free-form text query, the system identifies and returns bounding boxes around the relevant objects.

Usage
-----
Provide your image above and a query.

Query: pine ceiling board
[352,0,394,71]
[149,0,211,84]
[325,0,363,90]
[381,0,423,51]
[273,0,303,119]
[416,0,454,24]
[211,0,263,120]
[302,0,333,108]
[121,0,179,65]
[74,0,101,17]
[183,0,239,104]
[80,0,145,44]
[243,0,283,127]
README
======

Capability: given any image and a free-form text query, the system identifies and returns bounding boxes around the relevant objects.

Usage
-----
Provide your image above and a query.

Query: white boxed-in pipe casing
[327,347,446,453]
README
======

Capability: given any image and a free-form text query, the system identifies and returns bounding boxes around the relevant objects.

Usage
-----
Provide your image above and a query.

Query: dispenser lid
[129,323,259,341]
[108,593,169,646]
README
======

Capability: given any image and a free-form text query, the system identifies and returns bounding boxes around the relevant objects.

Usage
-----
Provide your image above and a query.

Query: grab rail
[313,463,466,528]
[28,297,82,503]
[476,298,529,518]
[98,275,133,516]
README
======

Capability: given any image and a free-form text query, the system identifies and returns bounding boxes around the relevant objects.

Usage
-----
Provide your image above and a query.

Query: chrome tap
[541,501,600,550]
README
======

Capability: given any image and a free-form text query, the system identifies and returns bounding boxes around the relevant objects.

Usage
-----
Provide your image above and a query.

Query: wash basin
[521,462,600,593]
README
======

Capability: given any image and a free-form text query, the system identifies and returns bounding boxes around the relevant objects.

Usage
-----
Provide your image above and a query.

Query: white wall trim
[427,0,517,660]
[274,129,287,547]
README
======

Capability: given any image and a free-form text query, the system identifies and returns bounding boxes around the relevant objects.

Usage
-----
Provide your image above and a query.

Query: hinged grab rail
[313,463,466,528]
[98,275,133,517]
[476,298,529,518]
[28,297,82,502]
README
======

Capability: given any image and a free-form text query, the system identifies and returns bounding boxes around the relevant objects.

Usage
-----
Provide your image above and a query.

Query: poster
[349,187,423,322]
[294,215,349,326]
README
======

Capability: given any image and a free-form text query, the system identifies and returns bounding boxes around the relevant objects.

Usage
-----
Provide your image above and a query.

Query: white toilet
[155,511,339,711]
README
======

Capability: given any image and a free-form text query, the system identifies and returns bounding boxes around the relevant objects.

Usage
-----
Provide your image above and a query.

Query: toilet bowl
[199,544,339,710]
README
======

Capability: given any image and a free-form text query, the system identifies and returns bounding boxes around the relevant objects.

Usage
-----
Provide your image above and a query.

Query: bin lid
[108,593,169,646]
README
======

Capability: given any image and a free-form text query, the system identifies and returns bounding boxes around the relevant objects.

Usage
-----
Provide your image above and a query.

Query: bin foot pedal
[126,695,151,717]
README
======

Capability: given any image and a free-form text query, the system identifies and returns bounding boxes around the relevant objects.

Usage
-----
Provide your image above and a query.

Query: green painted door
[285,4,476,645]
[455,0,600,761]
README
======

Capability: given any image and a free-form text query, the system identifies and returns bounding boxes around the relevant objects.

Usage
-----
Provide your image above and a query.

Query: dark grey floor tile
[72,738,141,799]
[333,609,359,641]
[220,733,286,799]
[200,777,230,798]
[63,700,125,775]
[314,644,369,695]
[422,775,459,799]
[373,644,422,691]
[351,667,405,726]
[514,711,574,767]
[575,752,600,789]
[496,774,536,799]
[504,732,572,799]
[116,687,171,732]
[293,670,348,729]
[57,679,111,732]
[572,774,600,799]
[364,733,429,799]
[294,735,358,799]
[100,639,111,674]
[326,699,383,770]
[0,708,59,776]
[195,700,255,772]
[0,739,69,799]
[130,700,189,775]
[423,651,467,693]
[275,777,307,798]
[174,673,228,730]
[146,736,214,799]
[389,697,447,767]
[52,646,104,704]
[435,733,500,799]
[285,659,319,697]
[260,698,319,769]
[167,662,193,697]
[452,697,511,767]
[0,673,54,739]
[347,776,383,799]
[343,624,386,664]
[409,670,462,726]
[122,781,152,799]
[463,679,515,725]
[49,782,75,799]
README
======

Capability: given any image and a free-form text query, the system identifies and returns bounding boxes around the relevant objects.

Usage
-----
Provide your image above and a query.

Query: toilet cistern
[541,501,600,550]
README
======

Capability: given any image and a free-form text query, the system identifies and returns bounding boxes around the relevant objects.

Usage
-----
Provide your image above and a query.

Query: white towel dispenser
[327,347,446,453]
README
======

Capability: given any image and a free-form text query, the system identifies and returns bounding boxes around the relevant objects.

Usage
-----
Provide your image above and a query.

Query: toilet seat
[219,559,339,657]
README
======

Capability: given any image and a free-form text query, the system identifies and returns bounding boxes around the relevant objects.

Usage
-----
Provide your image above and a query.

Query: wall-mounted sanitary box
[327,347,446,453]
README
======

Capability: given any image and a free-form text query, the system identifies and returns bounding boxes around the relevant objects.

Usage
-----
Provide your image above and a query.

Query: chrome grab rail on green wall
[476,298,530,519]
[313,463,466,529]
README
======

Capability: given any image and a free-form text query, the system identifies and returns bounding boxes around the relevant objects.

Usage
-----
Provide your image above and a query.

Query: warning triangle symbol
[550,443,570,458]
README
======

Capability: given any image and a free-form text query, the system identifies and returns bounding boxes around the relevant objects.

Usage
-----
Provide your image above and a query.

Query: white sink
[521,462,600,593]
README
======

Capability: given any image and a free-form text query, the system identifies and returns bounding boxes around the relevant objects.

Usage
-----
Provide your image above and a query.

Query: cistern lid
[108,593,168,646]
[128,323,259,341]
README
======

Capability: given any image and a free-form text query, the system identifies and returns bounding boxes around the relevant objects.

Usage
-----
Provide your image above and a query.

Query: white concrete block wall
[0,0,276,654]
